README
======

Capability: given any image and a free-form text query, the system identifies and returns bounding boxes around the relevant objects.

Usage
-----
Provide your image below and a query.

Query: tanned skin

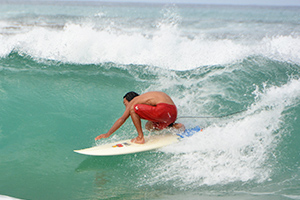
[95,91,184,144]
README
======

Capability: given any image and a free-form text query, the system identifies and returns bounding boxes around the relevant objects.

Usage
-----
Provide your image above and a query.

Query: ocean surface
[0,1,300,199]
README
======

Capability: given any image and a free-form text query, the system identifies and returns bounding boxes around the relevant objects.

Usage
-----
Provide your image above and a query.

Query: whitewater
[0,1,300,200]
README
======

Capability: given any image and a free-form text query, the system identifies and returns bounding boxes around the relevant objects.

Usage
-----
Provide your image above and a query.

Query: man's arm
[95,108,130,141]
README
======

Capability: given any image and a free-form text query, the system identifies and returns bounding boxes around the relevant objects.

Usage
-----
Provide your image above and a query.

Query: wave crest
[1,22,299,70]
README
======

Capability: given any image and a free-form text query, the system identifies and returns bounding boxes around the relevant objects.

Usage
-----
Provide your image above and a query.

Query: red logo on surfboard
[112,142,131,148]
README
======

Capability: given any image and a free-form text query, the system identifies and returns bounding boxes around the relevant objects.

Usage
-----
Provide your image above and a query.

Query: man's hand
[95,133,110,141]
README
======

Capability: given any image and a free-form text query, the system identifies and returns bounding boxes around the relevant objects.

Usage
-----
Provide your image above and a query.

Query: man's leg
[130,109,145,144]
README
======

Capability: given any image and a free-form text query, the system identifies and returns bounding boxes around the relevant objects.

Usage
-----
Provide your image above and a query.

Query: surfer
[95,91,184,144]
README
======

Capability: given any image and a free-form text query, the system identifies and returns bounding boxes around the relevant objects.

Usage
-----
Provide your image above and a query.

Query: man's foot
[131,136,145,144]
[170,123,185,131]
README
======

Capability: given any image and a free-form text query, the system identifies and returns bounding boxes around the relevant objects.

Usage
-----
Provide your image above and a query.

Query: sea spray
[144,79,300,188]
[1,9,300,69]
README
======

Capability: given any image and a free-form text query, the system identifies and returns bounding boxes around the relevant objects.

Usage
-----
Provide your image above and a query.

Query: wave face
[0,2,300,200]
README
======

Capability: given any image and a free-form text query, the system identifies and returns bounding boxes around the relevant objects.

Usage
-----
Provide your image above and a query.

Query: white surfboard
[74,126,201,156]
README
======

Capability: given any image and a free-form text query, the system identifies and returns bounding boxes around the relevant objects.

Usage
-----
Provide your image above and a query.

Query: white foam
[0,195,22,200]
[143,79,300,187]
[1,20,299,70]
[258,35,300,64]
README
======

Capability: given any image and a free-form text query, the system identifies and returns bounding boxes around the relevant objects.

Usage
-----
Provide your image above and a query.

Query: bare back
[130,91,175,106]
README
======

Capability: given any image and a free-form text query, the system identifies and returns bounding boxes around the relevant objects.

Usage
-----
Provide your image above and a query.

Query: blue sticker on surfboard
[176,126,202,138]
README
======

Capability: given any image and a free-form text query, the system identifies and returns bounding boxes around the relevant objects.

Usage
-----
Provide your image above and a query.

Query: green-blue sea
[0,1,300,199]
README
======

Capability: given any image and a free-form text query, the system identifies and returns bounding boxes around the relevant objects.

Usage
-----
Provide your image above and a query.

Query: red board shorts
[134,103,177,130]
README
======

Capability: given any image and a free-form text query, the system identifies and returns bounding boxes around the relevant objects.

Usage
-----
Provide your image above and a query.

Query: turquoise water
[0,1,300,199]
